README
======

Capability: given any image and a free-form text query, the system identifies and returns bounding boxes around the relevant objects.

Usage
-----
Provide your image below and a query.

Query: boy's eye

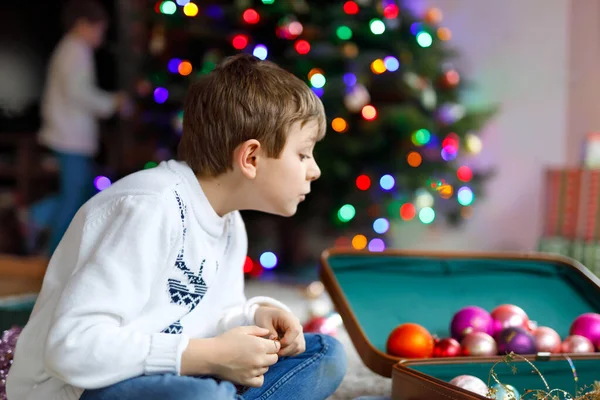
[300,154,311,160]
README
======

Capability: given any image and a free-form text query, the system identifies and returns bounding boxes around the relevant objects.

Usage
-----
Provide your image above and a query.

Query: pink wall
[392,0,574,251]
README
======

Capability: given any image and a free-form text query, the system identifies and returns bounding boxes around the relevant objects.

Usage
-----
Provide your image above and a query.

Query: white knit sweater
[6,160,289,400]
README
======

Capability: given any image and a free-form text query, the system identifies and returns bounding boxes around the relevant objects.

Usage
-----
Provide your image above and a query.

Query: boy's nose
[307,162,321,181]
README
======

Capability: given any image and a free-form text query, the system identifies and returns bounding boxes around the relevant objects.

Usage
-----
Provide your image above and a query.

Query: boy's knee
[306,333,348,383]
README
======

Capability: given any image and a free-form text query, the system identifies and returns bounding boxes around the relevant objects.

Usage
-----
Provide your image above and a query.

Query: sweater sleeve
[216,212,291,334]
[62,42,117,118]
[43,195,188,390]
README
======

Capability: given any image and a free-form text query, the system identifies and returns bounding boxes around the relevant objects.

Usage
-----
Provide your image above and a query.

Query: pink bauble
[533,326,562,353]
[460,332,498,357]
[491,304,529,335]
[449,375,489,397]
[450,306,494,340]
[561,335,595,353]
[569,313,600,344]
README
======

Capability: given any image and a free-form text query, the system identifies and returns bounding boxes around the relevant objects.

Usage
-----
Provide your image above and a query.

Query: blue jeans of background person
[29,151,94,255]
[81,333,347,400]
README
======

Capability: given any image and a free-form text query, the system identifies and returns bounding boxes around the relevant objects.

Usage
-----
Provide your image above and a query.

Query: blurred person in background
[22,0,129,256]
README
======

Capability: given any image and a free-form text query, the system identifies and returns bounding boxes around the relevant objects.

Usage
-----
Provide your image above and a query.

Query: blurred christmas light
[343,1,359,15]
[250,262,264,278]
[445,70,460,86]
[416,32,433,47]
[332,117,347,133]
[410,22,424,36]
[205,4,223,18]
[465,134,483,154]
[407,151,422,167]
[310,73,326,88]
[312,87,324,98]
[342,43,359,58]
[167,58,181,73]
[178,61,192,76]
[335,236,351,247]
[457,166,473,182]
[437,27,452,41]
[370,59,386,74]
[369,19,386,35]
[457,187,474,206]
[94,176,112,191]
[437,184,453,199]
[400,203,416,220]
[144,161,158,169]
[308,68,324,80]
[243,256,254,273]
[415,190,434,208]
[336,26,353,40]
[183,2,198,16]
[383,4,399,19]
[260,252,278,269]
[411,128,431,146]
[338,204,356,222]
[288,21,303,36]
[294,40,311,54]
[379,174,395,191]
[343,73,357,86]
[154,87,168,103]
[424,7,443,24]
[176,0,190,5]
[160,1,177,14]
[368,238,385,252]
[383,56,399,71]
[361,105,377,120]
[232,34,249,49]
[243,9,260,24]
[356,174,371,190]
[352,234,367,250]
[373,218,390,234]
[253,44,268,60]
[441,146,457,161]
[419,207,435,224]
[262,0,275,3]
[442,133,459,149]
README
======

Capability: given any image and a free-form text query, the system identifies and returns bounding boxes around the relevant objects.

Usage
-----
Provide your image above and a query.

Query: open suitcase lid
[319,249,600,377]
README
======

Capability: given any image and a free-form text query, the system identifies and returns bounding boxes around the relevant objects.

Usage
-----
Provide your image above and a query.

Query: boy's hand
[211,326,280,387]
[254,306,306,357]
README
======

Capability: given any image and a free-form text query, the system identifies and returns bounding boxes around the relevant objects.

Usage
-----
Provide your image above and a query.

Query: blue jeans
[80,333,347,400]
[30,151,94,255]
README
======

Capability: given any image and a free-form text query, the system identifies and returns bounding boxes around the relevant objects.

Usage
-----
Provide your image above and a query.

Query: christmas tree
[132,0,495,268]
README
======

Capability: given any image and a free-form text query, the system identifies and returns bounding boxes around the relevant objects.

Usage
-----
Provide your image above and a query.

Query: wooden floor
[0,255,47,297]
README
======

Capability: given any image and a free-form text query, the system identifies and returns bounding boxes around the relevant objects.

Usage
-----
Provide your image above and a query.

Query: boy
[24,0,128,256]
[7,54,347,399]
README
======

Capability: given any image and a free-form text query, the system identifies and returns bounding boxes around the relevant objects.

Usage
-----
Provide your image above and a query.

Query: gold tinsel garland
[487,352,600,400]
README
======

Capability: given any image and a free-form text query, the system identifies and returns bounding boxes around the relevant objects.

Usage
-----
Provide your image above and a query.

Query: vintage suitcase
[319,249,600,399]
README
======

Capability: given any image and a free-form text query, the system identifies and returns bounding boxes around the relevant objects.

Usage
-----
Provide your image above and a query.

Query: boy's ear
[236,139,261,179]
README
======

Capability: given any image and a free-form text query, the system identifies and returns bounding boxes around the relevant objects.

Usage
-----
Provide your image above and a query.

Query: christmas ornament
[460,332,497,357]
[532,326,562,353]
[432,337,461,357]
[569,313,600,344]
[491,304,530,335]
[386,323,434,358]
[303,312,342,336]
[344,84,370,112]
[490,383,520,400]
[449,375,489,397]
[496,327,536,355]
[560,334,595,353]
[450,306,494,340]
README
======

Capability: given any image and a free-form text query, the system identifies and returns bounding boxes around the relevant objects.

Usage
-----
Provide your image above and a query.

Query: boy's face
[78,19,107,49]
[255,120,321,217]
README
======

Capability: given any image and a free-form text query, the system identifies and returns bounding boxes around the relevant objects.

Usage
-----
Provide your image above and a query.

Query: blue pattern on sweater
[162,190,208,334]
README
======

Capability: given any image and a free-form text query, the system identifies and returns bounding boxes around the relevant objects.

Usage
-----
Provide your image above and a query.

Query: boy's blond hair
[178,54,326,177]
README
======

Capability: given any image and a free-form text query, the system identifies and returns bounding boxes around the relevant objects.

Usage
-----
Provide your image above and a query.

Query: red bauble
[433,337,462,357]
[387,323,434,358]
